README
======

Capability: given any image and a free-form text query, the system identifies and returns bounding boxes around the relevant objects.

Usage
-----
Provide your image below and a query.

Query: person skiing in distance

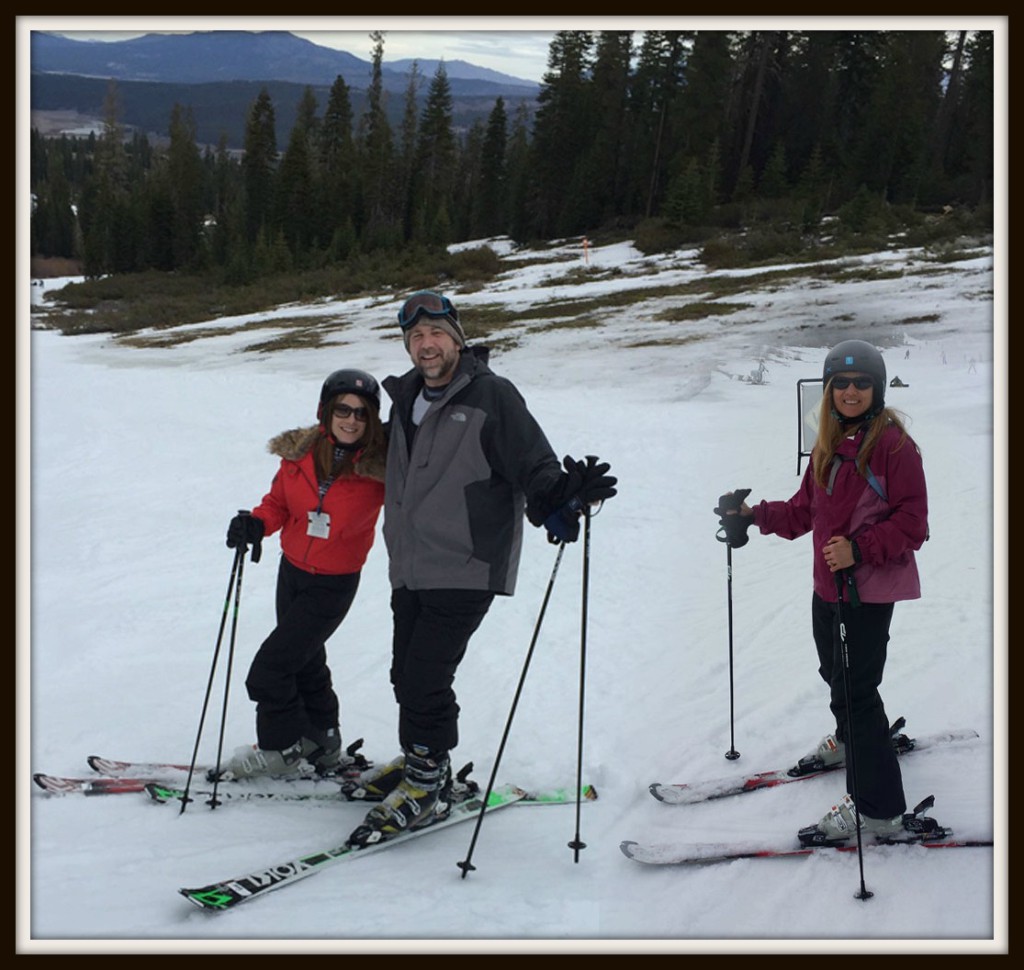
[345,290,617,847]
[715,339,928,844]
[213,369,387,781]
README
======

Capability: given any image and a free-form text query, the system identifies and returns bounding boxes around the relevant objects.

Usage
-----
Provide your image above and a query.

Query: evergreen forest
[29,29,994,295]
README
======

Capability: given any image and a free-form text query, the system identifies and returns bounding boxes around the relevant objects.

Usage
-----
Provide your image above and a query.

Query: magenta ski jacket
[752,422,928,604]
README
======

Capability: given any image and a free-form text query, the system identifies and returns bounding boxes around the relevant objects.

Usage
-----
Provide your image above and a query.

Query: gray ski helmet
[823,339,886,409]
[317,368,381,422]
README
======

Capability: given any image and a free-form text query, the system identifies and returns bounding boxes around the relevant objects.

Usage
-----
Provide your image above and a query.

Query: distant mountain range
[29,31,541,150]
[30,31,541,91]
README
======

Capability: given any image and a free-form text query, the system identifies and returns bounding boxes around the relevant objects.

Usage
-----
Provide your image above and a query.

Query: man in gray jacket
[346,291,616,847]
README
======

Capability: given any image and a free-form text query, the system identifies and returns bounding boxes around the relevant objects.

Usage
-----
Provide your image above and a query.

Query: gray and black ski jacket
[382,346,562,595]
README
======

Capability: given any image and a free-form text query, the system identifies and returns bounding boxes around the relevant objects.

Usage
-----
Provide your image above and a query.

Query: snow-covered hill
[22,236,1005,953]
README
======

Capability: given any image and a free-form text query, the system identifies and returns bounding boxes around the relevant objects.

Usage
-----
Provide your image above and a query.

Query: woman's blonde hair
[811,379,912,489]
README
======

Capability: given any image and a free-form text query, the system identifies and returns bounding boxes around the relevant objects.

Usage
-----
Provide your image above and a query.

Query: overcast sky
[19,16,995,86]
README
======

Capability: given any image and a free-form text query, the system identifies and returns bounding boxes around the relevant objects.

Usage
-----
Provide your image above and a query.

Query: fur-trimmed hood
[266,425,387,482]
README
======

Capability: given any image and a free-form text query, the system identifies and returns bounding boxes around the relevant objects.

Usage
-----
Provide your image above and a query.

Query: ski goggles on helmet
[398,291,459,331]
[830,376,874,390]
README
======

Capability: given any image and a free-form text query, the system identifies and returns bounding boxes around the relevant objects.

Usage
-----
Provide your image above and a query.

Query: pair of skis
[622,794,991,867]
[623,723,992,867]
[646,725,977,805]
[33,742,371,798]
[32,752,598,911]
[33,721,991,899]
[179,781,597,911]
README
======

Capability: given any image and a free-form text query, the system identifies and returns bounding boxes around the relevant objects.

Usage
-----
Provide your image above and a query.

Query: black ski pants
[389,586,495,755]
[245,556,360,751]
[811,591,906,820]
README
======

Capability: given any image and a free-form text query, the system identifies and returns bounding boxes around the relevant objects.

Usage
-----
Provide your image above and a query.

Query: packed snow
[21,235,1005,953]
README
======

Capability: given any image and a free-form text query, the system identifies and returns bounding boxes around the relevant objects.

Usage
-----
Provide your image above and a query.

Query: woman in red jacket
[717,339,928,846]
[213,369,386,781]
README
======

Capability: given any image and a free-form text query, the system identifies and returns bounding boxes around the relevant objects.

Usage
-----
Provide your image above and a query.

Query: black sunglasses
[332,403,369,421]
[831,376,873,390]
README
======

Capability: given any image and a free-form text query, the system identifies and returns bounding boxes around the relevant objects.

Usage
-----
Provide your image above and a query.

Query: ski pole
[180,514,256,813]
[567,503,593,862]
[723,540,740,761]
[458,541,566,878]
[834,569,873,901]
[205,535,249,810]
[180,543,243,814]
[715,488,750,761]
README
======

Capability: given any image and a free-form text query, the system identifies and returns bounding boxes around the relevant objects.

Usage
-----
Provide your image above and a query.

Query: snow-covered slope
[23,237,1004,953]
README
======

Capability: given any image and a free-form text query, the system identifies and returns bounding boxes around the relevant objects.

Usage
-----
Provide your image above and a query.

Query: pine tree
[242,88,278,246]
[776,32,842,201]
[664,157,706,225]
[396,63,423,242]
[828,32,889,200]
[504,101,533,243]
[944,30,993,206]
[79,81,139,276]
[208,134,241,270]
[794,142,830,227]
[573,30,634,229]
[166,103,205,269]
[731,31,788,197]
[357,31,399,250]
[455,118,484,240]
[851,31,946,205]
[414,62,457,247]
[758,142,789,198]
[319,75,357,258]
[670,30,736,209]
[31,141,78,259]
[626,31,687,219]
[528,30,595,237]
[142,165,176,270]
[474,96,508,238]
[274,86,320,264]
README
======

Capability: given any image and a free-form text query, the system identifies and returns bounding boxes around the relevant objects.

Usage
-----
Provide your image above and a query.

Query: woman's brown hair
[314,394,386,482]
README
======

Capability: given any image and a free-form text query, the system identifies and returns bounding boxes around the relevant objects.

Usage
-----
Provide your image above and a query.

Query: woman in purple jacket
[717,339,928,844]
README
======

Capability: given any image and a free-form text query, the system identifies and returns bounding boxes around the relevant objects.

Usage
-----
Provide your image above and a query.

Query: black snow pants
[811,591,906,820]
[389,586,495,755]
[245,556,360,751]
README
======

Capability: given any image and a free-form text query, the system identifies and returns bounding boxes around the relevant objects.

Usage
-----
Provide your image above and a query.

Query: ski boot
[207,740,314,783]
[788,717,913,777]
[301,731,372,779]
[339,753,407,801]
[301,727,342,774]
[885,795,951,844]
[797,793,948,847]
[345,746,452,847]
[788,734,846,777]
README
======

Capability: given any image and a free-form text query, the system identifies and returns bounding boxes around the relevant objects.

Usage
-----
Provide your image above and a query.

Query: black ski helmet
[317,368,381,422]
[823,339,886,411]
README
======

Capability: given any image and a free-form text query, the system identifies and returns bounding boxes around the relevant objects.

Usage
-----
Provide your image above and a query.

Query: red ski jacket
[252,426,386,576]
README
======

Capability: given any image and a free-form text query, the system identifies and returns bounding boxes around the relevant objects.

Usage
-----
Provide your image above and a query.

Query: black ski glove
[226,510,264,562]
[714,489,753,549]
[566,455,618,506]
[542,455,618,544]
